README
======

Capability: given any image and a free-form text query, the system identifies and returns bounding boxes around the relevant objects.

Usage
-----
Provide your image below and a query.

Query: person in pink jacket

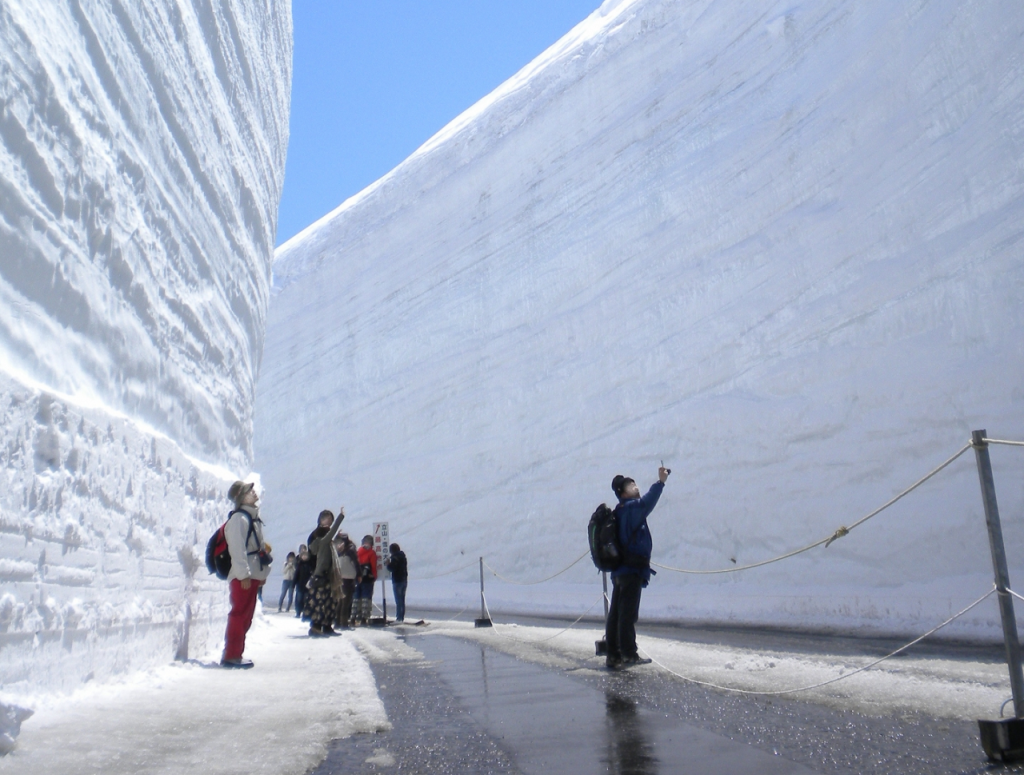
[354,536,378,625]
[221,481,272,668]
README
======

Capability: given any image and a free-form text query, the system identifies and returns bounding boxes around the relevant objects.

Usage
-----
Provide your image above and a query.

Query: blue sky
[275,1,602,247]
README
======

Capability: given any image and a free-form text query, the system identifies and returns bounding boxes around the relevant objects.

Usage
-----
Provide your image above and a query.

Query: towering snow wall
[257,0,1023,638]
[0,0,291,695]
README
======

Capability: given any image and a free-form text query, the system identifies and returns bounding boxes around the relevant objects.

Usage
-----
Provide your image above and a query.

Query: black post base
[474,618,493,628]
[369,617,387,627]
[979,718,1024,761]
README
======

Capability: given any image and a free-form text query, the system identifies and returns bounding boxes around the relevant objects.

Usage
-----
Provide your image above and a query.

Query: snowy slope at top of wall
[0,0,292,470]
[273,0,640,283]
[258,0,1024,636]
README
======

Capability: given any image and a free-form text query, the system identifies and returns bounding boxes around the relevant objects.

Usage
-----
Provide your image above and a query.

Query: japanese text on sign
[373,522,390,579]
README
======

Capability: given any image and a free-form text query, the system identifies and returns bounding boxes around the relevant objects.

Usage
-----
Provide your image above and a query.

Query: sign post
[373,522,390,625]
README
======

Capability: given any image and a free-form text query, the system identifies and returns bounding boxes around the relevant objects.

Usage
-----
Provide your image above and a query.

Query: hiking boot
[322,625,340,636]
[221,657,254,669]
[605,656,623,670]
[308,626,325,637]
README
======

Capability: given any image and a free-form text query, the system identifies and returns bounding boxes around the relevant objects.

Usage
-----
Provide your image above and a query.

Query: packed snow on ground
[255,0,1024,638]
[0,612,386,775]
[0,613,1012,770]
[0,0,291,697]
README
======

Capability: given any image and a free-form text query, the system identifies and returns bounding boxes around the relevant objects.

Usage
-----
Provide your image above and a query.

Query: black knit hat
[611,475,634,497]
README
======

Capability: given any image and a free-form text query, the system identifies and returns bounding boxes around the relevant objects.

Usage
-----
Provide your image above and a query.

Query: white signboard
[373,521,391,579]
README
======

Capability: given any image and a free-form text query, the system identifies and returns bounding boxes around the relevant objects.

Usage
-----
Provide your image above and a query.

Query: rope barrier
[983,438,1024,448]
[1007,589,1024,606]
[475,589,602,642]
[534,597,604,642]
[483,551,590,586]
[638,587,996,696]
[652,442,973,575]
[442,604,472,622]
[479,591,516,642]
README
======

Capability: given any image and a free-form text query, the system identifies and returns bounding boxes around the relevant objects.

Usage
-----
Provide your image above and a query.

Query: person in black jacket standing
[293,544,313,620]
[385,544,408,623]
[605,466,669,669]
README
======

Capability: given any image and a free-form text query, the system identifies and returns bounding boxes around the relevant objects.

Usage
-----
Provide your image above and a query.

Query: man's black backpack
[205,509,255,580]
[588,503,622,571]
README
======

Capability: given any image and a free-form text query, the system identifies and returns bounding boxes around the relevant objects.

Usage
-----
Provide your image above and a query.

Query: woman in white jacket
[222,481,272,668]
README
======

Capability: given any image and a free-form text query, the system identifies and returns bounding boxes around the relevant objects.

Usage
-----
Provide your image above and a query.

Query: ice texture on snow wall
[0,376,233,695]
[0,0,291,694]
[258,0,1024,637]
[0,0,291,468]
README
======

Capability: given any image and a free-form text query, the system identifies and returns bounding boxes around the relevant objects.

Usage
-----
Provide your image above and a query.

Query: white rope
[983,438,1024,447]
[442,604,471,622]
[535,597,604,643]
[479,591,513,640]
[637,587,996,695]
[479,592,602,644]
[1007,589,1024,605]
[653,442,973,575]
[480,592,531,643]
[483,551,590,586]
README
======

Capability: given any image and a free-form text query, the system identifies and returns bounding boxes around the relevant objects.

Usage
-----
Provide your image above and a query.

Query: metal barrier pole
[602,571,609,619]
[475,556,492,627]
[973,430,1024,717]
[595,571,610,656]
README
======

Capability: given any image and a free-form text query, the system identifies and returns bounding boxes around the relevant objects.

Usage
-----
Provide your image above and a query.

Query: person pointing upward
[605,465,670,669]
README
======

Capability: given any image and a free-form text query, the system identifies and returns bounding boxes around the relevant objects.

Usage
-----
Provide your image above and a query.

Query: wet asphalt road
[312,619,1021,775]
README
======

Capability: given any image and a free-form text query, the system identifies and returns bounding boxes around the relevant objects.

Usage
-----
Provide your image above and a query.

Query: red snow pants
[223,578,261,660]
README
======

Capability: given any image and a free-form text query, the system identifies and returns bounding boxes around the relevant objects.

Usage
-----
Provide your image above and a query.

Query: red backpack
[205,510,251,579]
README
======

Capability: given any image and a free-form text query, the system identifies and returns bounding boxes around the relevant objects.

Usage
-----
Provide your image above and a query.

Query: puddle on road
[313,634,814,774]
[414,635,815,775]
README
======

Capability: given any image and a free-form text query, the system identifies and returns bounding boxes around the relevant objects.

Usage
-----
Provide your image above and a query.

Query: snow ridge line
[637,587,998,696]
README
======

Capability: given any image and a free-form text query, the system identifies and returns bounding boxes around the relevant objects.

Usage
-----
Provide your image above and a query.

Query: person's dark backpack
[205,509,253,579]
[588,503,623,571]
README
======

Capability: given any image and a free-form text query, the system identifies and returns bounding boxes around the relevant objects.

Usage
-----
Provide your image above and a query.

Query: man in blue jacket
[605,466,670,669]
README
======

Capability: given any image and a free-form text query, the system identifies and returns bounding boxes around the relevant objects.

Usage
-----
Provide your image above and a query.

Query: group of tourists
[273,509,408,636]
[217,482,409,668]
[217,463,667,672]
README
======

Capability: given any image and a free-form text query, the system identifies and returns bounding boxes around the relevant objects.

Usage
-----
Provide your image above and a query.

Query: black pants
[605,573,644,660]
